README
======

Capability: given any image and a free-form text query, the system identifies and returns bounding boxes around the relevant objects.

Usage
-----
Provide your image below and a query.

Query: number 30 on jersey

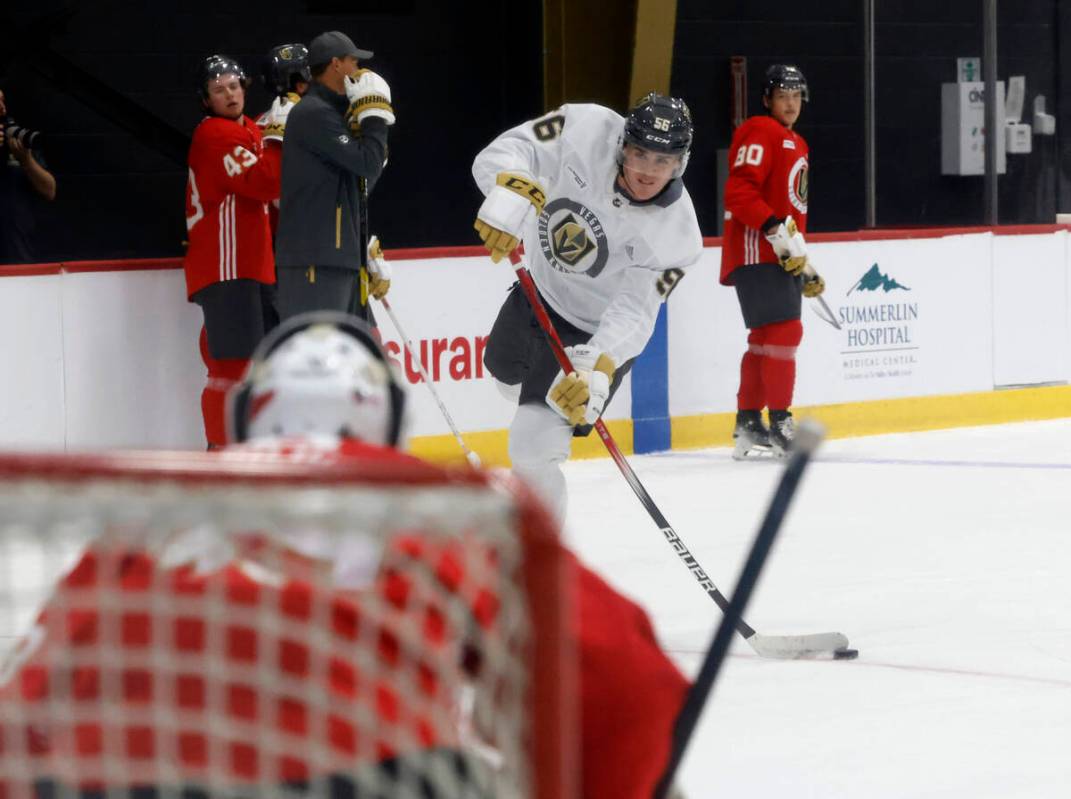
[733,143,764,167]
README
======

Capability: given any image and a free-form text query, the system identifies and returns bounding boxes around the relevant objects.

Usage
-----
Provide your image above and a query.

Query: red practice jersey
[0,538,494,791]
[721,115,810,284]
[183,115,278,299]
[572,554,689,799]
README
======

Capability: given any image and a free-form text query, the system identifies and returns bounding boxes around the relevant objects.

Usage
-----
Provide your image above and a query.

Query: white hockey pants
[508,403,573,523]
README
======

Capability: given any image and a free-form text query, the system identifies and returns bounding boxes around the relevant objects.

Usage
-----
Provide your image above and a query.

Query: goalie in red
[0,313,690,799]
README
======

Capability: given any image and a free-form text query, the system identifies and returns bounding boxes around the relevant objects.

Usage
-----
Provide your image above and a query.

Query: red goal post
[0,450,576,799]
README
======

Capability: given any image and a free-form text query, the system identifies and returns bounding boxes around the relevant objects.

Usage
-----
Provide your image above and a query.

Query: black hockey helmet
[197,54,250,100]
[262,43,311,97]
[763,64,809,102]
[623,92,694,157]
[620,92,693,178]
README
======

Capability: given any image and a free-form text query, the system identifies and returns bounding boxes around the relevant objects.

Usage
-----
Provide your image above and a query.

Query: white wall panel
[796,234,993,404]
[0,275,65,448]
[61,270,204,449]
[992,232,1069,386]
[666,246,743,416]
[0,228,1064,452]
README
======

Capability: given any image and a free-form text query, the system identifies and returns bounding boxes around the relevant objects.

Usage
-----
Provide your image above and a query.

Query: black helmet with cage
[197,54,250,101]
[763,64,809,103]
[620,92,694,177]
[262,44,311,97]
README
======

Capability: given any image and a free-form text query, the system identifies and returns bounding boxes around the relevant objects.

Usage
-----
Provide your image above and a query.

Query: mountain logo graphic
[847,263,911,295]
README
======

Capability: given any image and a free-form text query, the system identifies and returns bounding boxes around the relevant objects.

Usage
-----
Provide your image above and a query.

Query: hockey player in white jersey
[473,94,703,519]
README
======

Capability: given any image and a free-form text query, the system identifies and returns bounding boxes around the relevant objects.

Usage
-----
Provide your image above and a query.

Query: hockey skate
[732,410,772,460]
[768,410,795,459]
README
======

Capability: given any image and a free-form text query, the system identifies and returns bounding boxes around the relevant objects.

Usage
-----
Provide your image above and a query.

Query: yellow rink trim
[410,386,1071,466]
[671,384,1071,451]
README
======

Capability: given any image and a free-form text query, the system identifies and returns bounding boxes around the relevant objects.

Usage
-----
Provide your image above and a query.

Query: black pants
[483,281,633,437]
[192,279,278,360]
[730,262,803,329]
[277,264,375,325]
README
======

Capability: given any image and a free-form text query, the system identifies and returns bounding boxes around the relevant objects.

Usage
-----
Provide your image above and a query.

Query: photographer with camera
[0,88,56,264]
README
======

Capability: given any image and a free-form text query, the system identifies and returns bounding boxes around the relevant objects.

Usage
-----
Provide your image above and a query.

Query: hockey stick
[356,177,371,320]
[652,422,842,799]
[507,250,853,660]
[802,263,842,330]
[378,295,481,467]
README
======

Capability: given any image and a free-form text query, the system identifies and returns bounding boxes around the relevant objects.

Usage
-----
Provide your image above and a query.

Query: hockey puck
[833,647,859,660]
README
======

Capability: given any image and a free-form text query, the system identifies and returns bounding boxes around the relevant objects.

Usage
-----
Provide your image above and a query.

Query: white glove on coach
[344,69,395,125]
[366,235,391,300]
[546,344,615,427]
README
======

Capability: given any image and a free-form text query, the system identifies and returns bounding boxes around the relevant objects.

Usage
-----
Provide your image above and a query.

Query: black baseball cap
[308,31,373,67]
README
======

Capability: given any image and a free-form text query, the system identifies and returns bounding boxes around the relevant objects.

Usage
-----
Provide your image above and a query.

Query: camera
[2,117,42,149]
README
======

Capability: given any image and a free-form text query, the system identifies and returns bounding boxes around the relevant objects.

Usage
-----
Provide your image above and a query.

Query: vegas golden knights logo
[538,197,610,276]
[551,214,596,266]
[279,46,295,61]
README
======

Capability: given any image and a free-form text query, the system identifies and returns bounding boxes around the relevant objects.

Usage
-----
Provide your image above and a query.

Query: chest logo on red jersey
[537,198,609,277]
[788,156,808,214]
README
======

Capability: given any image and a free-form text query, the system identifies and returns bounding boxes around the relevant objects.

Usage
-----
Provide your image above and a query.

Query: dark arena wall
[2,1,1069,262]
[671,0,1067,233]
[0,1,543,261]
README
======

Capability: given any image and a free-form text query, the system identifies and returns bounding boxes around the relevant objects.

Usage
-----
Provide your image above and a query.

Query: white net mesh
[0,452,569,799]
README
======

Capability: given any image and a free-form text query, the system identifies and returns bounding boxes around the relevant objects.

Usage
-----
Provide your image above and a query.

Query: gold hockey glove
[802,271,825,298]
[474,172,547,263]
[547,345,615,427]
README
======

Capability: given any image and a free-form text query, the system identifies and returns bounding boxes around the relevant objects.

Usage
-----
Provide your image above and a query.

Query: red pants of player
[199,327,248,448]
[736,318,803,412]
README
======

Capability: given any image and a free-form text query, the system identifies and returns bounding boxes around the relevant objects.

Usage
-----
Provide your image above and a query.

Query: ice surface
[562,419,1071,799]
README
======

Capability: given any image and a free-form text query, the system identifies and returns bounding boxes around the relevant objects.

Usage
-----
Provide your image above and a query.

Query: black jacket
[275,82,388,269]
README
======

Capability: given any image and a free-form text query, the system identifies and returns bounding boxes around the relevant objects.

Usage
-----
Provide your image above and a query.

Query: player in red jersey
[184,54,280,449]
[721,64,826,459]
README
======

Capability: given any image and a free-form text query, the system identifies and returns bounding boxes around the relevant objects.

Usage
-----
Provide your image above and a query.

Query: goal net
[0,451,573,799]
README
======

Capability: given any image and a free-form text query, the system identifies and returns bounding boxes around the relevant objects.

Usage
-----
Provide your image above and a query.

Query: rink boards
[0,227,1068,460]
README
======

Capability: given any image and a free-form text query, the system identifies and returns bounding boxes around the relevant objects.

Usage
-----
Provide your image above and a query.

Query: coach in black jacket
[275,30,393,321]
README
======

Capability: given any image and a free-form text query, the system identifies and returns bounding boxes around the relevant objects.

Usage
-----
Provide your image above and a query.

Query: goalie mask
[619,92,694,178]
[228,312,408,447]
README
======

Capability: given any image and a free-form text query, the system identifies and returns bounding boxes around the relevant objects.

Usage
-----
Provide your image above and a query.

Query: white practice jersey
[473,104,703,365]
